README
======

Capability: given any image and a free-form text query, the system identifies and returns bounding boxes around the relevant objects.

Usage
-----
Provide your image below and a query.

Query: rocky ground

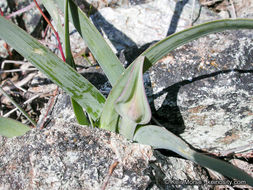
[0,0,253,189]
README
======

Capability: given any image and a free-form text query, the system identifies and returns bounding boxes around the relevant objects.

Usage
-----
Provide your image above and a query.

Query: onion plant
[0,0,253,185]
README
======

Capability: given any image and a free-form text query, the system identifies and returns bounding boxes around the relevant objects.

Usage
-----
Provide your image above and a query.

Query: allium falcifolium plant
[0,0,253,186]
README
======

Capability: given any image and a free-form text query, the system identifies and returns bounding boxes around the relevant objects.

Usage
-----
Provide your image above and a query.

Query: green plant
[0,0,253,185]
[0,117,31,138]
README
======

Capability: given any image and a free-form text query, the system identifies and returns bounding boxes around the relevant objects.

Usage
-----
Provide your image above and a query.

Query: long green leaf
[134,125,253,186]
[51,0,124,86]
[71,99,89,125]
[64,0,89,125]
[64,0,76,69]
[142,19,253,71]
[0,16,105,120]
[0,117,31,138]
[134,125,195,160]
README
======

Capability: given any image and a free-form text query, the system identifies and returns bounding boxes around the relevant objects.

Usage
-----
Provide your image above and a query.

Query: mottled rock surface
[0,120,152,190]
[148,30,253,153]
[0,107,213,190]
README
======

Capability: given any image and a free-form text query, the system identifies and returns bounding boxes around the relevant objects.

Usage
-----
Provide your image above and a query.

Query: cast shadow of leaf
[149,69,253,135]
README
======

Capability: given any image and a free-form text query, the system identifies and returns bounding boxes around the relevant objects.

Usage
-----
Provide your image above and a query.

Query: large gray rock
[1,92,251,189]
[148,30,253,153]
[0,101,211,189]
[91,0,219,54]
[0,120,151,190]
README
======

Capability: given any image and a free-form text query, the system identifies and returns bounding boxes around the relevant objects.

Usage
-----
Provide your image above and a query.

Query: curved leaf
[100,56,151,134]
[99,60,133,131]
[0,117,31,138]
[141,19,253,71]
[100,19,253,131]
[64,0,76,69]
[115,56,151,124]
[134,125,253,186]
[134,125,194,160]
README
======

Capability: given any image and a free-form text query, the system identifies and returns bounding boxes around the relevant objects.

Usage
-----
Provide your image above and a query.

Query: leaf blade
[115,56,151,124]
[64,0,76,69]
[0,117,31,138]
[100,56,151,133]
[64,0,89,125]
[134,125,253,186]
[0,16,105,120]
[142,19,253,71]
[71,98,89,125]
[52,0,125,86]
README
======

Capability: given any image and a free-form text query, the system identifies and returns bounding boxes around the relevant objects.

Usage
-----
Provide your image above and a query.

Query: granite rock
[148,30,253,154]
[91,0,219,55]
[0,120,152,190]
[0,100,212,189]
